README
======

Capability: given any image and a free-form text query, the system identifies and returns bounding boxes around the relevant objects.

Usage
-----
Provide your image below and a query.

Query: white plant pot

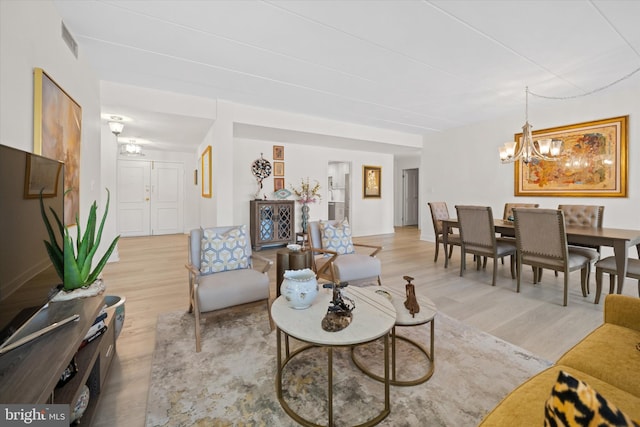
[280,268,318,309]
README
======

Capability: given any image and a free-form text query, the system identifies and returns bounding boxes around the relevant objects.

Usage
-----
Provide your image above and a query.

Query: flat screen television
[0,144,65,350]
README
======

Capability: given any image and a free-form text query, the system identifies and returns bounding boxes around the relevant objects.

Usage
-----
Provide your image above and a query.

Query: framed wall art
[201,145,212,198]
[273,145,284,160]
[274,161,285,176]
[363,165,381,198]
[33,67,82,224]
[515,115,628,197]
[274,177,285,191]
[24,153,63,198]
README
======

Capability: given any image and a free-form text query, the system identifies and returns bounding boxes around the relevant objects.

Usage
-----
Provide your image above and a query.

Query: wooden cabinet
[0,295,116,426]
[250,200,295,250]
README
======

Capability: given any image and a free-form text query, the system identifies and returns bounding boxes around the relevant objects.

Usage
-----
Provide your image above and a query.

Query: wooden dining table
[441,218,640,294]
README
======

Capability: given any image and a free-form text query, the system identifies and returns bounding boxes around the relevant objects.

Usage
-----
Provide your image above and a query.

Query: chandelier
[499,87,562,164]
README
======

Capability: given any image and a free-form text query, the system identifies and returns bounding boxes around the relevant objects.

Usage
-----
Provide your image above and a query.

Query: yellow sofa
[479,294,640,426]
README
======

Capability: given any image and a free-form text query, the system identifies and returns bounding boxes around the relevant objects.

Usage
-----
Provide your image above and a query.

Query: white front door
[117,160,184,236]
[117,160,151,236]
[151,162,183,235]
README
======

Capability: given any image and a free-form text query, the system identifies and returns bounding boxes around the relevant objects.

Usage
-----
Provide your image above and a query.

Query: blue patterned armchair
[307,220,382,286]
[186,225,273,352]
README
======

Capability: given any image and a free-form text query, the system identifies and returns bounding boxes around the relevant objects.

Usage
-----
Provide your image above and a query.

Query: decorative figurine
[321,282,355,332]
[403,275,420,318]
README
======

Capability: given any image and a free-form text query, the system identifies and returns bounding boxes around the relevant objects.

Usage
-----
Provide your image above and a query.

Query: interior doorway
[402,168,419,226]
[327,161,351,222]
[116,159,184,236]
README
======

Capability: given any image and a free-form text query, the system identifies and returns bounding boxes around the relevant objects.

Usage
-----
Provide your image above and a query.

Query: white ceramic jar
[280,268,318,309]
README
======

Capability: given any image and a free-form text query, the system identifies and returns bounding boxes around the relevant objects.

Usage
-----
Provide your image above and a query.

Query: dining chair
[593,256,640,304]
[307,219,382,286]
[455,205,516,286]
[513,208,596,306]
[186,225,273,352]
[557,204,604,287]
[428,202,461,263]
[503,203,539,221]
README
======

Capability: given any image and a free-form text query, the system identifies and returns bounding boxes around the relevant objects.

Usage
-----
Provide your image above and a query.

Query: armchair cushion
[320,219,355,255]
[200,225,249,274]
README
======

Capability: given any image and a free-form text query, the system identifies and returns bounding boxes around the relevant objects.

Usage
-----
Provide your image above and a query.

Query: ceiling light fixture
[120,141,144,156]
[108,117,124,136]
[499,87,562,164]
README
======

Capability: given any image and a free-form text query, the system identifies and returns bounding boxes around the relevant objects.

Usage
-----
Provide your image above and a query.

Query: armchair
[186,225,273,352]
[307,220,382,286]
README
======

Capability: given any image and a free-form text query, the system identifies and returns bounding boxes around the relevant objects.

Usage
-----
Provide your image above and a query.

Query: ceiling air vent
[61,21,78,58]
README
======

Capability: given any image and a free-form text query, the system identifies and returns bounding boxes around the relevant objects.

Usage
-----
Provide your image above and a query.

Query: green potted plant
[40,188,120,292]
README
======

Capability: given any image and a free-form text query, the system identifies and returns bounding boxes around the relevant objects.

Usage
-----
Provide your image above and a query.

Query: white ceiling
[53,0,640,154]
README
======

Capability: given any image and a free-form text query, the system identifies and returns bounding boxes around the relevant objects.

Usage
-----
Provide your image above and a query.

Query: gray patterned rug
[146,302,551,427]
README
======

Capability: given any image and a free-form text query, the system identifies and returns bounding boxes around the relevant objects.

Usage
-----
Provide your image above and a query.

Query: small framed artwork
[363,165,381,198]
[273,145,284,160]
[274,178,285,191]
[274,161,285,176]
[201,145,212,198]
[24,153,63,198]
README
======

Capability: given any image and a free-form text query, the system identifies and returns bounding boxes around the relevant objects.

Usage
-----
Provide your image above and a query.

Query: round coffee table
[351,286,437,386]
[271,286,396,427]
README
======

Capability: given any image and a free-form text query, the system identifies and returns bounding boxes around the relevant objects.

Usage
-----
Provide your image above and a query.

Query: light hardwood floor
[93,226,636,427]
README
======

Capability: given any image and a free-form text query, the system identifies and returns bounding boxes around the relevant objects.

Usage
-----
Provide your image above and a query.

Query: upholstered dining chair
[307,219,382,286]
[503,203,540,221]
[455,205,516,286]
[556,204,604,286]
[513,209,596,306]
[594,256,640,304]
[428,202,461,263]
[186,225,273,352]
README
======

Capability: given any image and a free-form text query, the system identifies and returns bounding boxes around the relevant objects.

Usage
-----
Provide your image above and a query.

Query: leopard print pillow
[545,370,639,427]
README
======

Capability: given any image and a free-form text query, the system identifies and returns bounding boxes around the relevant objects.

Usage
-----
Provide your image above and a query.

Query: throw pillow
[320,219,355,255]
[200,226,250,275]
[544,370,639,427]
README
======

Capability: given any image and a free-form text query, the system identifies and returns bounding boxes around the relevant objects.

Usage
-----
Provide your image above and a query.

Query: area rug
[146,304,551,427]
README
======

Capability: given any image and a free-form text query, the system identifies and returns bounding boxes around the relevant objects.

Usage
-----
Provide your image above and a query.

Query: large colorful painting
[515,116,628,197]
[33,68,82,224]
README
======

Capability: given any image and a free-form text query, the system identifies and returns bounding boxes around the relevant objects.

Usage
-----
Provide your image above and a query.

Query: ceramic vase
[280,268,318,309]
[301,203,310,233]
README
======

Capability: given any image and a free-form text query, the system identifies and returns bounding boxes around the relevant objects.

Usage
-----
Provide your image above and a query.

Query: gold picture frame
[201,145,212,198]
[363,165,381,198]
[273,145,284,160]
[33,67,82,224]
[274,161,285,176]
[515,115,628,197]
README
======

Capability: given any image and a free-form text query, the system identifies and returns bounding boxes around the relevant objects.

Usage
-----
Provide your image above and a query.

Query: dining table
[441,218,640,294]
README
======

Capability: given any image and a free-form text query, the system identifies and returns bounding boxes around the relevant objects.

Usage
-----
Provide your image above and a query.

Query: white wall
[0,0,111,257]
[420,80,640,252]
[233,138,395,236]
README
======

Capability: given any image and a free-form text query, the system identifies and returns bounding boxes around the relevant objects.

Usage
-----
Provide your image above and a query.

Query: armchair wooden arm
[250,253,274,274]
[353,242,382,257]
[308,246,338,281]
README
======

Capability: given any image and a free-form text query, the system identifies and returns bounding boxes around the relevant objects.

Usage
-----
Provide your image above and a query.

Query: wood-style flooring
[93,226,636,427]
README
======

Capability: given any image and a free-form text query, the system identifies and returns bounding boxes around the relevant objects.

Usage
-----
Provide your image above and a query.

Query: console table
[0,295,116,425]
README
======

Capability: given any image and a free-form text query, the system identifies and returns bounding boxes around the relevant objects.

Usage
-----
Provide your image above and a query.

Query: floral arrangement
[290,177,322,204]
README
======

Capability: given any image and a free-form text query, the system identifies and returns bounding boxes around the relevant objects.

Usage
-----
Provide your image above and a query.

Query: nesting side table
[275,248,312,297]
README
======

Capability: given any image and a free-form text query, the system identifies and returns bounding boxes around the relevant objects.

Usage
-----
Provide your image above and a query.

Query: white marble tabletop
[371,286,437,327]
[271,286,396,346]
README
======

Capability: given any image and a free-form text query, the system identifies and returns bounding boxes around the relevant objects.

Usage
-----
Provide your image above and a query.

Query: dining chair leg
[510,255,516,279]
[516,258,522,293]
[459,249,466,277]
[595,268,603,304]
[492,258,498,286]
[448,244,454,259]
[563,271,569,307]
[580,268,588,298]
[434,240,440,262]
